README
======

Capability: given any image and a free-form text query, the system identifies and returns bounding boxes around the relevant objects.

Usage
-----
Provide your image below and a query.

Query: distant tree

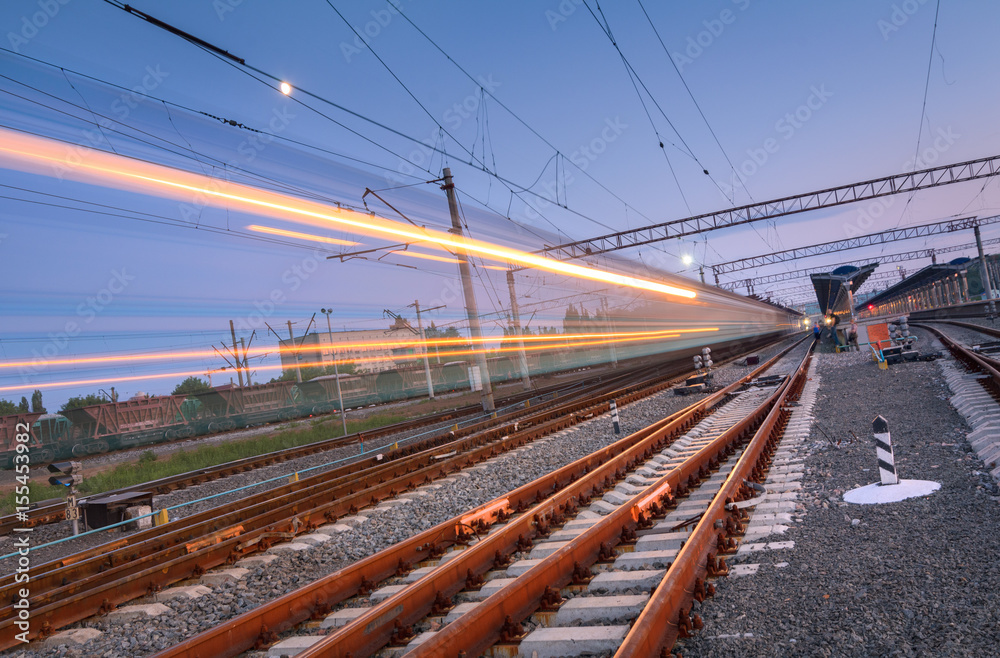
[30,389,45,414]
[0,399,17,415]
[61,394,108,412]
[270,366,323,383]
[18,397,29,413]
[172,376,212,396]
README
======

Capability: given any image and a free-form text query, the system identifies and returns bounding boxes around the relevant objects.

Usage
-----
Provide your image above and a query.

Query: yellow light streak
[247,224,358,246]
[0,327,719,370]
[0,330,689,393]
[0,129,697,300]
[387,249,462,264]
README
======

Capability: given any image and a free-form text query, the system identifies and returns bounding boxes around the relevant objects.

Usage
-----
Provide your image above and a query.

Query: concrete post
[442,168,495,412]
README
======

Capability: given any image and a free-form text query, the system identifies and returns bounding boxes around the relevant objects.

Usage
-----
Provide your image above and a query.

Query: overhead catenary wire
[634,0,752,207]
[98,0,624,239]
[389,3,657,226]
[886,0,943,243]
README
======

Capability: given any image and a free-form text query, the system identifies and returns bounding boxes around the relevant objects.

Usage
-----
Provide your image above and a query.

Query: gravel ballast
[677,346,1000,657]
[6,337,804,657]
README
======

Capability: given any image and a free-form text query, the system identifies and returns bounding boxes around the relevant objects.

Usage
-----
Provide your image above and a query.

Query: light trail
[246,224,359,246]
[0,129,697,300]
[387,249,462,264]
[0,327,720,371]
[0,330,689,393]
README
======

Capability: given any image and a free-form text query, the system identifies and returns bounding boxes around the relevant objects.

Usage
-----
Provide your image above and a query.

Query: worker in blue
[813,323,822,342]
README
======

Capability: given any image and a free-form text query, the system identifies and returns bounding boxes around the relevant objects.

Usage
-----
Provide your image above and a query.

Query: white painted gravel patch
[677,345,1000,658]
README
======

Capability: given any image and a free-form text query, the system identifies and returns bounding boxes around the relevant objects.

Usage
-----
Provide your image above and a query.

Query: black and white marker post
[873,415,898,486]
[610,399,621,434]
[844,414,940,504]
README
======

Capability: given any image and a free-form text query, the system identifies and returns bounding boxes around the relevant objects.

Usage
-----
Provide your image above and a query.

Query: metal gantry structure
[534,153,1000,261]
[708,215,997,278]
[718,237,1000,292]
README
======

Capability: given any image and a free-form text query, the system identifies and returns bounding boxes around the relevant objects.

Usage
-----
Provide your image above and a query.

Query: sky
[2,0,1000,410]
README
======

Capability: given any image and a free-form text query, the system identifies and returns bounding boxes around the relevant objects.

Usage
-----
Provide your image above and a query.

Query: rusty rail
[0,373,591,535]
[0,357,695,648]
[616,349,811,655]
[912,322,1000,396]
[403,345,809,658]
[156,338,805,658]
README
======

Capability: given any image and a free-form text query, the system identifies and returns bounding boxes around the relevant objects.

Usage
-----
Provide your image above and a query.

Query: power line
[887,0,943,239]
[0,46,428,186]
[634,0,751,206]
[99,1,621,238]
[390,3,657,225]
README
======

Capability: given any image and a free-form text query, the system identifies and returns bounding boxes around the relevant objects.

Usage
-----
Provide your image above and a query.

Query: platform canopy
[810,264,878,315]
[855,258,972,311]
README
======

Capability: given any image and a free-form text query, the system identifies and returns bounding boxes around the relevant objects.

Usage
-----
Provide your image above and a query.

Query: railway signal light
[47,461,83,487]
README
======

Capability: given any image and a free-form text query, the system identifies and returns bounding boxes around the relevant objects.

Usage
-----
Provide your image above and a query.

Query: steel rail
[917,319,1000,340]
[617,349,810,655]
[287,342,806,658]
[403,345,809,658]
[912,323,1000,395]
[156,339,804,658]
[0,356,701,647]
[0,371,595,535]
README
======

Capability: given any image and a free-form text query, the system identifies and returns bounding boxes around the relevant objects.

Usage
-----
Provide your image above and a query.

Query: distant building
[277,317,419,374]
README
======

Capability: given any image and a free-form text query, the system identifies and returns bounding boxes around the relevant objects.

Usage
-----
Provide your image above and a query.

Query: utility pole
[506,269,532,390]
[409,300,445,399]
[287,320,302,383]
[240,337,252,385]
[442,167,495,412]
[319,308,348,436]
[975,225,997,316]
[601,297,619,368]
[229,320,244,387]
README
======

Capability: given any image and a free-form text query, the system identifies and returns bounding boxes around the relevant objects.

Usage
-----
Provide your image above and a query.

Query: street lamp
[320,308,348,436]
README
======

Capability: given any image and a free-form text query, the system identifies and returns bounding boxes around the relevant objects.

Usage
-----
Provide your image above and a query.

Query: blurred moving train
[0,291,802,468]
[0,358,487,468]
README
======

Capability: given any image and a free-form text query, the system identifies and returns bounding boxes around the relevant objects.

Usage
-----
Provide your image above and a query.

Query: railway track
[912,322,1000,397]
[2,342,762,650]
[152,337,811,658]
[0,363,640,536]
[3,335,785,537]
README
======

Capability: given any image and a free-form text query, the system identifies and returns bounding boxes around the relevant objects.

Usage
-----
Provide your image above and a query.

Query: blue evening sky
[2,0,999,407]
